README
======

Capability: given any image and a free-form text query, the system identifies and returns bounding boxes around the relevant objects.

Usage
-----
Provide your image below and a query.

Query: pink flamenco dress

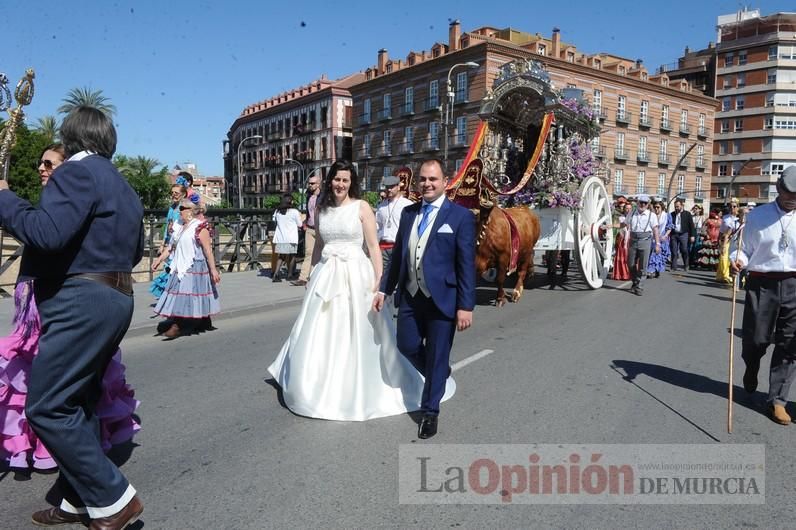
[0,282,141,471]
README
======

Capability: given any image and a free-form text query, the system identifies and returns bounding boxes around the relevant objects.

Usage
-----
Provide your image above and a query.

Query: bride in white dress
[268,161,454,421]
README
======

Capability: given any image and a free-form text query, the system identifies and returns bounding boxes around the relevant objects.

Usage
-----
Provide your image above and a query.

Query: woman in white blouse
[272,194,302,282]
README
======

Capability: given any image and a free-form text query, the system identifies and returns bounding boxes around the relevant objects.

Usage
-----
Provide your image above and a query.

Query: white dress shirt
[626,209,659,233]
[376,196,413,242]
[732,201,796,271]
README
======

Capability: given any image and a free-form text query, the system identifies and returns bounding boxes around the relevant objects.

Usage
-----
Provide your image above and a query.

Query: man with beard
[733,166,796,425]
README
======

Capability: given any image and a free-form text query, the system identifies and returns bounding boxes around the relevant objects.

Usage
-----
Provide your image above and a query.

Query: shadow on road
[610,360,770,440]
[699,292,744,304]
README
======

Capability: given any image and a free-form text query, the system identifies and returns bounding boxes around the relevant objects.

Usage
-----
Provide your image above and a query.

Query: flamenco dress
[0,282,140,470]
[647,213,672,275]
[268,200,455,421]
[150,204,181,298]
[611,225,630,281]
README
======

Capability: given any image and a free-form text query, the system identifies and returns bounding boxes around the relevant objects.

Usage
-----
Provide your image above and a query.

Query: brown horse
[475,205,541,307]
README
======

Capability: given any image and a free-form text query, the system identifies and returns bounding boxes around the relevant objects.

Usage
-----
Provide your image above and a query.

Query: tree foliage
[114,154,171,209]
[34,115,60,143]
[2,120,49,203]
[58,87,117,117]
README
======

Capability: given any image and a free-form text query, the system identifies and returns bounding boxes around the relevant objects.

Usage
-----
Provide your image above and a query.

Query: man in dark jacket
[670,199,696,271]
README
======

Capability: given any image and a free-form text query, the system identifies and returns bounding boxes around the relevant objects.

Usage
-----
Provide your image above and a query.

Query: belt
[306,225,315,230]
[749,271,796,280]
[379,241,395,250]
[70,272,133,295]
[631,232,652,238]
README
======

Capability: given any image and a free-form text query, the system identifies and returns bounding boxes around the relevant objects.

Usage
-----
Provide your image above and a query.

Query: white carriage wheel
[574,176,614,289]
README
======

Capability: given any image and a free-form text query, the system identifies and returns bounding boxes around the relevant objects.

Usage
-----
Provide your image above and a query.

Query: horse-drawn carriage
[405,58,614,305]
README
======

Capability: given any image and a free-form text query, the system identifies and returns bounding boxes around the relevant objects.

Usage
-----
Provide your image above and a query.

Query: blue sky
[1,1,790,176]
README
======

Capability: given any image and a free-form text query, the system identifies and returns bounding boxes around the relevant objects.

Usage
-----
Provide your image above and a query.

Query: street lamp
[236,134,262,208]
[443,61,479,164]
[283,157,305,204]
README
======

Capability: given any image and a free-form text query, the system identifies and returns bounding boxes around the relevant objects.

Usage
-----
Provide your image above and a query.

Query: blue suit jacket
[0,155,144,280]
[380,197,476,319]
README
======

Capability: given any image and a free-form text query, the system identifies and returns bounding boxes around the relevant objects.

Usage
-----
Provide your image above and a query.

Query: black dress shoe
[418,414,438,439]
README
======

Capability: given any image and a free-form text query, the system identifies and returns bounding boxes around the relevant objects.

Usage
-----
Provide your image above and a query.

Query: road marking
[452,349,495,372]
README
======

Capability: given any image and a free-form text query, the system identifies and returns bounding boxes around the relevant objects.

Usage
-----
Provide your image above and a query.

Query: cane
[728,225,744,434]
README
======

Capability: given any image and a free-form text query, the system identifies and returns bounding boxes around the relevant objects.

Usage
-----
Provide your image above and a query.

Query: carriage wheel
[574,176,614,289]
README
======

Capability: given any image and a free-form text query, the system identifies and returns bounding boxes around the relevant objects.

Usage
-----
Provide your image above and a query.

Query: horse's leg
[495,262,508,307]
[512,250,530,302]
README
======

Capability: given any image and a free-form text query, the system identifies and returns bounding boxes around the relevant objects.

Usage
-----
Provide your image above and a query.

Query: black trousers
[670,232,690,270]
[26,278,135,516]
[742,275,796,405]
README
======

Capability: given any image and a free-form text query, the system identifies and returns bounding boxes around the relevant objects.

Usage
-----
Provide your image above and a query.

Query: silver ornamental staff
[0,68,36,180]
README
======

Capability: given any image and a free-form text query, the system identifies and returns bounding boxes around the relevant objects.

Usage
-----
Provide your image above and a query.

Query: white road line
[452,349,495,372]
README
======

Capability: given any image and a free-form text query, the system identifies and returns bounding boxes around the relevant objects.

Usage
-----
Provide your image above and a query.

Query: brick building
[170,163,224,207]
[663,10,796,209]
[349,21,716,206]
[224,73,364,207]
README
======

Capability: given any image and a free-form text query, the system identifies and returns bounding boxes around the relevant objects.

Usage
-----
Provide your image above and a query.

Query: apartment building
[349,22,716,206]
[665,10,796,209]
[224,73,363,207]
[170,163,224,207]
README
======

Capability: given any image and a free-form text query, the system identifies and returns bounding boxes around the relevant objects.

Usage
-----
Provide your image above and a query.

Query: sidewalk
[0,270,307,336]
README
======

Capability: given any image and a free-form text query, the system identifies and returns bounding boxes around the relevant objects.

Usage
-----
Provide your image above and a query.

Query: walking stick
[728,224,744,434]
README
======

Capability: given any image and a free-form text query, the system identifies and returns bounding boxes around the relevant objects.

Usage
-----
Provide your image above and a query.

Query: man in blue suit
[374,158,476,439]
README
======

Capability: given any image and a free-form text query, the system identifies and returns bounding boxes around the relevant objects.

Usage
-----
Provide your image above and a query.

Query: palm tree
[58,87,117,117]
[34,115,59,143]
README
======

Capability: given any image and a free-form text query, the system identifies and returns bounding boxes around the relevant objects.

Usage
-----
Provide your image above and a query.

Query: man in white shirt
[732,166,796,425]
[375,175,413,278]
[623,194,661,295]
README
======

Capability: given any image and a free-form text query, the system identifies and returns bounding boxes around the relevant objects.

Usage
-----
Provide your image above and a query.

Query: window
[594,59,602,69]
[699,113,706,130]
[383,166,393,178]
[719,164,728,177]
[429,122,439,149]
[767,69,777,84]
[774,118,796,129]
[404,126,414,153]
[680,109,688,126]
[722,97,731,111]
[719,141,727,155]
[764,116,773,129]
[640,100,649,120]
[363,135,371,156]
[618,65,626,76]
[455,71,468,103]
[363,98,371,123]
[567,51,575,62]
[737,72,746,88]
[637,170,646,194]
[455,159,464,172]
[404,87,414,114]
[724,53,734,67]
[383,129,392,155]
[616,132,625,151]
[733,140,742,154]
[723,76,732,89]
[781,46,796,60]
[732,162,742,176]
[735,96,745,110]
[382,93,392,119]
[769,46,778,60]
[538,43,546,56]
[639,136,647,155]
[429,80,439,108]
[695,175,703,198]
[662,104,669,122]
[677,175,685,195]
[735,119,744,132]
[614,169,623,191]
[697,144,705,165]
[617,95,626,120]
[456,116,467,144]
[721,119,730,133]
[593,89,602,114]
[738,51,747,66]
[660,138,668,157]
[658,174,665,196]
[766,93,775,107]
[770,163,785,176]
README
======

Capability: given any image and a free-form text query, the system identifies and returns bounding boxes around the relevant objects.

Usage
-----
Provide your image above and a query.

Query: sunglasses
[38,159,56,170]
[179,206,193,211]
[638,201,649,205]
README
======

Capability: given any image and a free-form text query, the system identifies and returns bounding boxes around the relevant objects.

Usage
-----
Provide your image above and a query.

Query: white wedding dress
[268,200,455,421]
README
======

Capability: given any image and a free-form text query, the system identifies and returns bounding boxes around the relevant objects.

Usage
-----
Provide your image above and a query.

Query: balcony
[422,139,440,151]
[614,148,628,160]
[377,109,393,121]
[678,157,689,168]
[658,154,671,165]
[637,150,650,163]
[242,162,257,171]
[638,115,652,128]
[697,126,708,138]
[594,108,607,121]
[616,110,631,125]
[377,145,392,157]
[359,115,372,126]
[423,99,441,113]
[679,123,691,136]
[398,141,414,155]
[401,103,415,117]
[266,131,283,141]
[357,147,372,160]
[591,145,606,159]
[695,157,706,170]
[660,119,672,132]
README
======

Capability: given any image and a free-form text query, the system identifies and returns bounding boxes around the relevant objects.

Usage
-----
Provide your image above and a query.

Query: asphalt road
[2,269,794,529]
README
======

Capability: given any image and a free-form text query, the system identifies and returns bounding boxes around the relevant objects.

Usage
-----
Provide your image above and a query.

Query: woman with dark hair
[271,193,301,282]
[0,104,144,526]
[647,201,672,278]
[0,142,140,471]
[268,160,454,421]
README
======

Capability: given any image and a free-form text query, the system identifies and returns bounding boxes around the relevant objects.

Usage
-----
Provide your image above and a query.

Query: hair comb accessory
[176,176,189,187]
[189,193,200,204]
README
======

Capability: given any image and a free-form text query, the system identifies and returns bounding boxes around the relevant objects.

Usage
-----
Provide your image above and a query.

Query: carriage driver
[623,193,661,296]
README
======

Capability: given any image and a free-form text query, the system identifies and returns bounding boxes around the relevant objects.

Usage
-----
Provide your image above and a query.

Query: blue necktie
[418,203,434,236]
